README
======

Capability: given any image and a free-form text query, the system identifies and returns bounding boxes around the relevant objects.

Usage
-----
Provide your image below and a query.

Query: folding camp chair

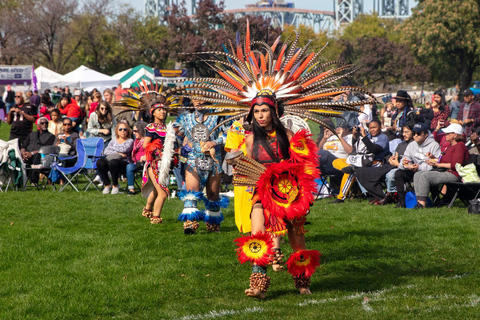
[0,138,26,191]
[23,145,60,191]
[55,138,104,192]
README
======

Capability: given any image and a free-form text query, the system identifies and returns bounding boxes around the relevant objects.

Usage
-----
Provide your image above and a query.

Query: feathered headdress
[113,80,181,115]
[163,20,374,133]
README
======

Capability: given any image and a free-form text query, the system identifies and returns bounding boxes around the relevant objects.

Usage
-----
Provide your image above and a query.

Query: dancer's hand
[202,141,216,151]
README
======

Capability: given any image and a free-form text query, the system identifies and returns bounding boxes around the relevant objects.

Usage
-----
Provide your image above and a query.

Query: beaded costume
[176,111,229,234]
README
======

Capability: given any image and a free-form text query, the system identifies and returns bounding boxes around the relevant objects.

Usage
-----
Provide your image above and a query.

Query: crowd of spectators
[319,88,480,208]
[2,83,480,207]
[0,83,175,192]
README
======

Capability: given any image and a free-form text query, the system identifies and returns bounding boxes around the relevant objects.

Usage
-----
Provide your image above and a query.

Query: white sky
[123,0,417,15]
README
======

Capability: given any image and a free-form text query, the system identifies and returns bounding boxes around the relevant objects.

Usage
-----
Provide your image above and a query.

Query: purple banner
[32,65,38,92]
[0,65,32,86]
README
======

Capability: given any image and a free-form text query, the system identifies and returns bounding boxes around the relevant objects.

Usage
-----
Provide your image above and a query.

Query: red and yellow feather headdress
[163,20,374,133]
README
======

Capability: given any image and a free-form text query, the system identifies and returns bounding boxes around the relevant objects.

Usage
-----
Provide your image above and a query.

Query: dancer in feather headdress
[163,21,373,298]
[114,81,179,224]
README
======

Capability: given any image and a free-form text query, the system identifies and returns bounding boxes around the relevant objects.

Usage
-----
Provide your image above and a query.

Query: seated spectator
[428,90,450,131]
[87,101,116,145]
[330,119,390,203]
[414,123,470,208]
[356,121,415,205]
[57,95,82,132]
[317,121,352,177]
[48,109,63,136]
[386,90,416,138]
[395,122,441,208]
[126,121,147,195]
[97,121,133,195]
[20,117,55,183]
[56,118,79,156]
[7,91,37,147]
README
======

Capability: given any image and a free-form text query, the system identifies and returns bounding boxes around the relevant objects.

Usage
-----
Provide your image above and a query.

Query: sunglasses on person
[413,131,426,136]
[15,95,22,98]
[63,123,72,126]
[39,122,48,125]
[133,129,138,132]
[118,128,128,132]
[100,107,107,111]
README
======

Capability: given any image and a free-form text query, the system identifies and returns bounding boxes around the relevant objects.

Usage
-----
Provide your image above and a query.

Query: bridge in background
[145,0,410,32]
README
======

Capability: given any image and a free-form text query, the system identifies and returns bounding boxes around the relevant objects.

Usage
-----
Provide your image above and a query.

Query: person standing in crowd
[38,92,55,118]
[114,83,126,101]
[48,109,63,136]
[457,89,480,136]
[51,86,62,105]
[88,91,103,117]
[7,91,37,147]
[449,94,461,119]
[380,102,394,129]
[3,85,15,114]
[29,90,40,109]
[387,90,416,135]
[97,121,133,195]
[428,90,450,131]
[87,101,116,144]
[64,86,72,100]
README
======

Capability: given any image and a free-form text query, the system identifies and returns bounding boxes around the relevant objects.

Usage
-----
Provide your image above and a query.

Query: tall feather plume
[169,21,372,136]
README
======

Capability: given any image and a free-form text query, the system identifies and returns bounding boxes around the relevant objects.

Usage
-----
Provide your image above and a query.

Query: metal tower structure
[335,0,363,28]
[145,0,178,23]
[192,0,215,15]
[379,0,409,19]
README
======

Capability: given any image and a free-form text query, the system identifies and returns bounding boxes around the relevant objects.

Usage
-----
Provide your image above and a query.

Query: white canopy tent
[112,68,132,81]
[63,65,118,92]
[35,66,79,91]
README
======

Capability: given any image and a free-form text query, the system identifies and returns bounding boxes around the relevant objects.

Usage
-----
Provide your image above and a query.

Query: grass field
[1,123,480,319]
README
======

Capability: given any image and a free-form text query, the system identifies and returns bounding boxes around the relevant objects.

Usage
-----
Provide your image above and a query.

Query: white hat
[442,123,463,135]
[74,89,82,96]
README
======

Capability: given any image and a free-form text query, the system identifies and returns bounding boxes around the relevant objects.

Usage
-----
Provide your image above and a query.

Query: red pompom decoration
[234,232,275,267]
[286,250,321,277]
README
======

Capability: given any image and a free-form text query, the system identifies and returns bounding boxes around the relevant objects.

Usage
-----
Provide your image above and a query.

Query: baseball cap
[74,90,82,96]
[442,123,463,135]
[463,89,474,96]
[412,122,428,133]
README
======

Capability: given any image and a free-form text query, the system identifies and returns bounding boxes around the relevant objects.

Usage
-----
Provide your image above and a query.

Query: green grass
[1,122,480,319]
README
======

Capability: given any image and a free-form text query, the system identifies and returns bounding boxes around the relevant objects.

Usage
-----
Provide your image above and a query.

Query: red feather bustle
[145,140,163,162]
[286,250,321,277]
[234,232,275,267]
[255,161,317,222]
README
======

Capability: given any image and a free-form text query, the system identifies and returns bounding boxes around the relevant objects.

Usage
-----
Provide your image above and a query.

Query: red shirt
[59,99,82,118]
[440,141,469,177]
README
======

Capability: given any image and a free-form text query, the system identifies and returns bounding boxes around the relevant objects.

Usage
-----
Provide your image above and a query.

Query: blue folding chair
[55,138,104,192]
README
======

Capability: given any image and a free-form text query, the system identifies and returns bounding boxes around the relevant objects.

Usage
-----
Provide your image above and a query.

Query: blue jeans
[5,102,14,114]
[385,168,398,193]
[126,162,143,190]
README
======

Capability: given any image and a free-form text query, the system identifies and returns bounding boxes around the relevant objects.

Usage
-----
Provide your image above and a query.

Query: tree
[162,0,282,76]
[5,0,111,73]
[281,25,342,63]
[341,13,401,43]
[401,0,480,91]
[339,36,429,89]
